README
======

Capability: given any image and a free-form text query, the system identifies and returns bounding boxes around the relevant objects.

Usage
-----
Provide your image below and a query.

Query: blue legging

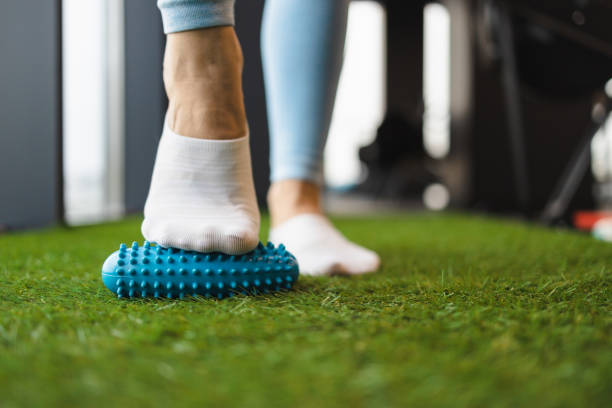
[157,0,349,185]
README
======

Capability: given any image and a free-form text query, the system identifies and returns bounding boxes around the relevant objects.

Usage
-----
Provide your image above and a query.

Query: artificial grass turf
[0,214,610,408]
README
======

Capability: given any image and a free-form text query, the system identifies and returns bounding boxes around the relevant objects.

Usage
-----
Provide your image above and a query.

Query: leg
[163,27,247,141]
[142,0,260,254]
[262,0,380,275]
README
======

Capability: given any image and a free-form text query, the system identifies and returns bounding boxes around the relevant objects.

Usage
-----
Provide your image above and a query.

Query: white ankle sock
[269,214,380,276]
[142,122,260,254]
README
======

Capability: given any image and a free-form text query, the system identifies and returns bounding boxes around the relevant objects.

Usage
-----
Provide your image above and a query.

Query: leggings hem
[158,0,235,34]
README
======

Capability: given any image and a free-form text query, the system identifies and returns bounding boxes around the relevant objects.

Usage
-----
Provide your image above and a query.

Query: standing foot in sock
[141,27,260,255]
[267,180,380,275]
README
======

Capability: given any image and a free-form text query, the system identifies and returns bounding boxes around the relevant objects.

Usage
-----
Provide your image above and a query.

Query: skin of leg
[164,26,247,140]
[267,179,323,226]
[261,0,350,227]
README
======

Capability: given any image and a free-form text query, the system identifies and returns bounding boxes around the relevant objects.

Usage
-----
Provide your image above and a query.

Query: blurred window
[324,1,451,189]
[423,2,450,159]
[324,1,386,189]
[63,0,124,225]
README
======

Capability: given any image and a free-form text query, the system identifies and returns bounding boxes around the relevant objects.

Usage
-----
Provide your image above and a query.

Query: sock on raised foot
[141,122,260,255]
[269,214,380,276]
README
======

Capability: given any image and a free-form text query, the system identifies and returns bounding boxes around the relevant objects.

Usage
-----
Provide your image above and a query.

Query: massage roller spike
[102,241,299,299]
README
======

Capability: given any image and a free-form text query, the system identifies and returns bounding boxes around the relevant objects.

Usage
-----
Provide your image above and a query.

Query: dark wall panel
[0,0,60,229]
[123,1,166,213]
[236,0,270,206]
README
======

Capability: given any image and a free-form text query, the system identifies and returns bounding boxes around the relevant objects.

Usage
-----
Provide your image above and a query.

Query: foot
[267,180,380,275]
[141,124,260,254]
[141,27,260,255]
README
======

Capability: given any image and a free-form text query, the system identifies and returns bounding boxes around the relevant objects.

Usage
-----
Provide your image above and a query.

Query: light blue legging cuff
[157,0,235,34]
[262,0,349,185]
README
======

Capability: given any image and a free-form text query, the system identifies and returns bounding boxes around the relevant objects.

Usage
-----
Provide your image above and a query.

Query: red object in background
[573,211,612,230]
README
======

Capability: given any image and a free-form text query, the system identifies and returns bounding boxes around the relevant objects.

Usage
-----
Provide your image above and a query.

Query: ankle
[268,180,323,227]
[163,27,247,140]
[165,87,248,140]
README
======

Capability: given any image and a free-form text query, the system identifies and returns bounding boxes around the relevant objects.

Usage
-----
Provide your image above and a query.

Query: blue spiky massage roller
[101,241,299,299]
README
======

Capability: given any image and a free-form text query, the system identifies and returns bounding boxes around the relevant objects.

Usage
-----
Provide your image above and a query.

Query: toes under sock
[269,214,380,276]
[142,122,260,254]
